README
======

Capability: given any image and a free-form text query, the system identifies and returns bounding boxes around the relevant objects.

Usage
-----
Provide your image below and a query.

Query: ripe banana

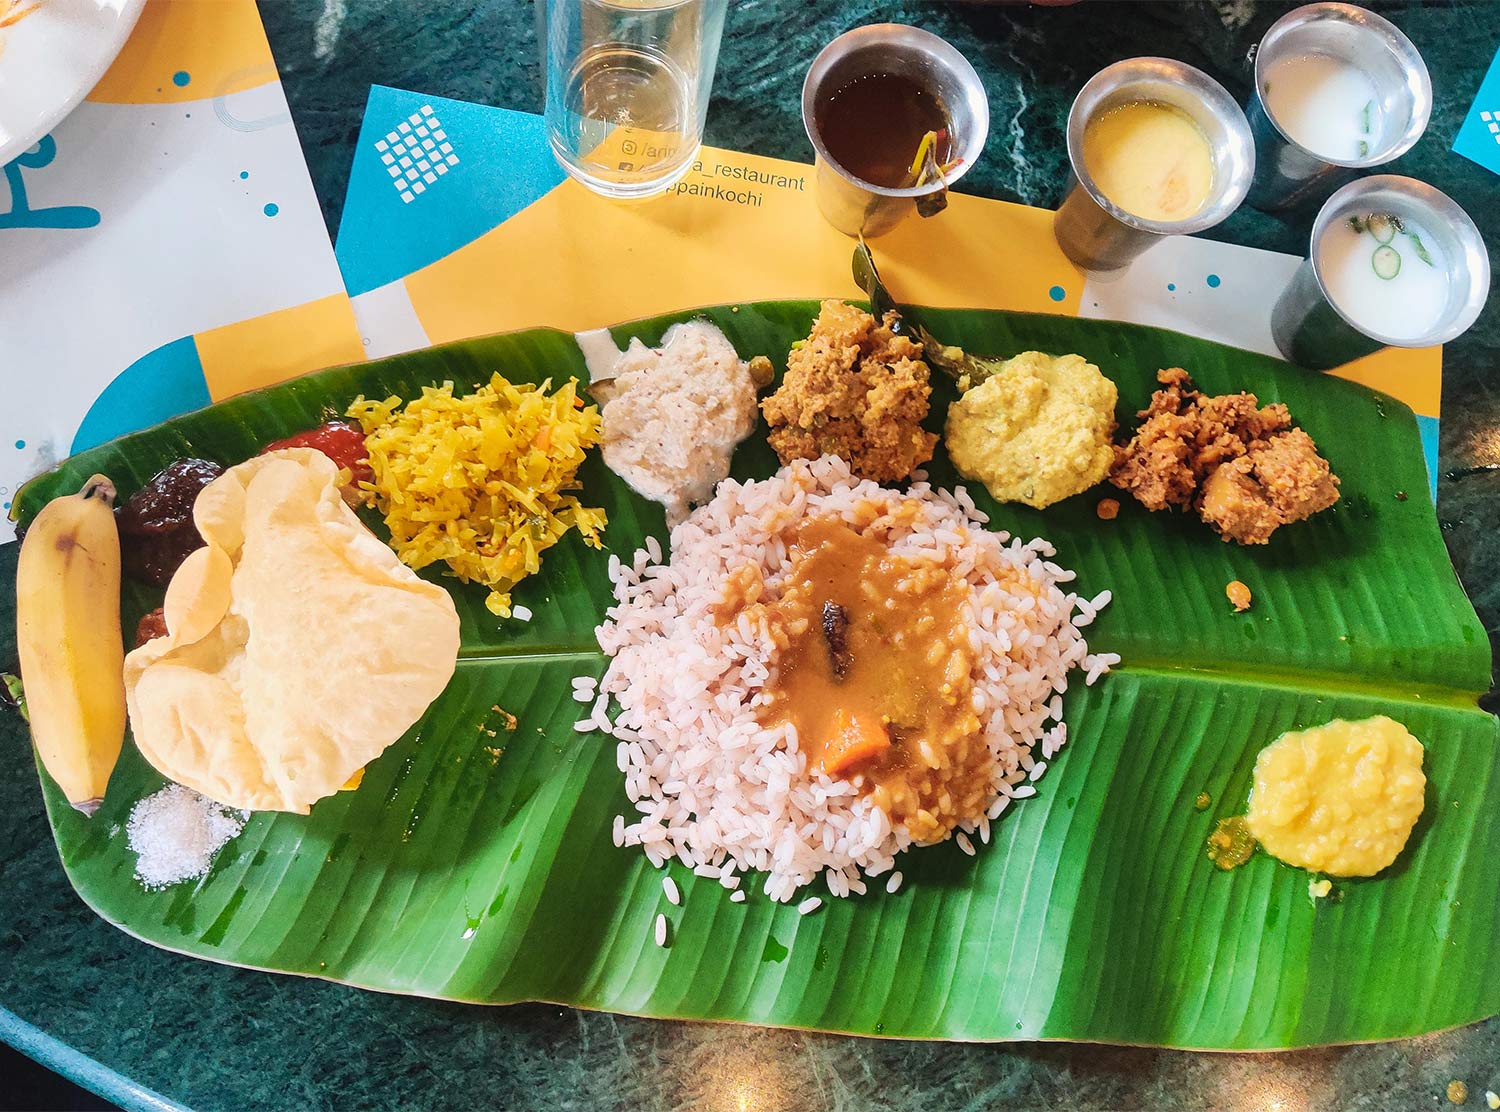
[15,474,126,816]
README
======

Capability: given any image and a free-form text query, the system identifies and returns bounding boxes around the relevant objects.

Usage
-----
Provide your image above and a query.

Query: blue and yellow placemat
[0,0,362,543]
[1453,42,1500,178]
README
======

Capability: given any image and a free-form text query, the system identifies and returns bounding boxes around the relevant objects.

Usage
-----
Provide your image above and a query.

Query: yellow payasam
[1245,716,1426,877]
[124,450,461,813]
[348,374,607,617]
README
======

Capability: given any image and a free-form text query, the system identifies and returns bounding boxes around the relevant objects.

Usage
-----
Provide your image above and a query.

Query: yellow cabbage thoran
[348,374,606,618]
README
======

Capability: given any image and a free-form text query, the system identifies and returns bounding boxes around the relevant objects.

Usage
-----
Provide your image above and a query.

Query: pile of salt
[125,784,246,889]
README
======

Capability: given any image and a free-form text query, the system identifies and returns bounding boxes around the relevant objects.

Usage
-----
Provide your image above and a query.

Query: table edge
[0,1004,191,1112]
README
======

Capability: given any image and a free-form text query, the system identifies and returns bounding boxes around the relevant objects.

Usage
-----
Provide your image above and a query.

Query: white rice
[886,871,903,894]
[589,694,612,733]
[585,456,1112,903]
[662,876,680,905]
[654,913,668,947]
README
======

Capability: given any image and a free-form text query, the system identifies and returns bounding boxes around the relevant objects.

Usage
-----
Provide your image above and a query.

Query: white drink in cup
[1316,211,1448,341]
[1261,53,1383,163]
[1245,3,1430,211]
[1271,176,1489,370]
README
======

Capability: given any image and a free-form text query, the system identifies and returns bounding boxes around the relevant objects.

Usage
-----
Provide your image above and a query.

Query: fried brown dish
[1110,368,1340,544]
[762,300,937,483]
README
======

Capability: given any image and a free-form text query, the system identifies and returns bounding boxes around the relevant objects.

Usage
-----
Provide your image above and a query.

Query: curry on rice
[724,515,991,844]
[588,456,1116,902]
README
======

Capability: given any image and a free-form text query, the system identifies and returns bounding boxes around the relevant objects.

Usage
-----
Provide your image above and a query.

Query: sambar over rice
[735,515,992,845]
[584,455,1117,903]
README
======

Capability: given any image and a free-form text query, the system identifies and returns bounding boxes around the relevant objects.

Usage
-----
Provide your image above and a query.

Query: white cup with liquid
[540,0,728,199]
[1271,176,1489,369]
[1245,3,1431,211]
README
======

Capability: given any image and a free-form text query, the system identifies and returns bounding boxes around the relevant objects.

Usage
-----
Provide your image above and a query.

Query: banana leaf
[11,303,1497,1048]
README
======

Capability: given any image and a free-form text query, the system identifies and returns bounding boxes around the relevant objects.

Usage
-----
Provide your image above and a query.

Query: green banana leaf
[11,302,1497,1049]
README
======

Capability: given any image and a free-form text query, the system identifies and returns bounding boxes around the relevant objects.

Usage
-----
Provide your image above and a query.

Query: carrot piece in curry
[822,708,892,775]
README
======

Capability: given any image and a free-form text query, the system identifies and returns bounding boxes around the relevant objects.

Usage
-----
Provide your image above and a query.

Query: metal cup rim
[1251,2,1433,170]
[1309,174,1491,349]
[1064,56,1255,237]
[801,23,989,199]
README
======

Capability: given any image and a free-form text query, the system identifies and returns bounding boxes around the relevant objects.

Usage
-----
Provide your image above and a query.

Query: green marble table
[3,2,1497,1108]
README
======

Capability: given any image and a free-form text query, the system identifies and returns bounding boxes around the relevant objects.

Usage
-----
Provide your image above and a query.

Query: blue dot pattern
[1207,274,1222,288]
[240,171,249,180]
[1048,285,1066,302]
[173,71,191,87]
[1167,283,1176,292]
[13,440,24,450]
[263,203,279,217]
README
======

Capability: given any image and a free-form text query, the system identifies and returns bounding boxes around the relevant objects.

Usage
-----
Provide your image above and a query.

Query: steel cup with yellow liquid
[1053,58,1254,275]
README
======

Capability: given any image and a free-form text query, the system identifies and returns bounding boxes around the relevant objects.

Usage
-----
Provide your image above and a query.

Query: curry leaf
[850,241,898,325]
[1,672,26,722]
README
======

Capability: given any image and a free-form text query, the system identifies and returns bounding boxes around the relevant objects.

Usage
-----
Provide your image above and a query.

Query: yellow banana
[15,474,126,816]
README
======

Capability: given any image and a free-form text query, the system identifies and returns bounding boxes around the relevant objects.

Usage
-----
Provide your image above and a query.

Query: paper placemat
[0,0,364,544]
[335,85,1441,496]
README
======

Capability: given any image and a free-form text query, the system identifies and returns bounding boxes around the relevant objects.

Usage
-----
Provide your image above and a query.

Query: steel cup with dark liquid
[802,24,989,238]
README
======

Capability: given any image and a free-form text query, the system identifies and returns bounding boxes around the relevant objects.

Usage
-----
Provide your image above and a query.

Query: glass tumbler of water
[540,0,728,199]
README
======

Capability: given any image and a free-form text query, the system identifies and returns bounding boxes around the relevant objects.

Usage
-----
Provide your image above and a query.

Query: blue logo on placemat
[335,86,566,299]
[1453,45,1500,177]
